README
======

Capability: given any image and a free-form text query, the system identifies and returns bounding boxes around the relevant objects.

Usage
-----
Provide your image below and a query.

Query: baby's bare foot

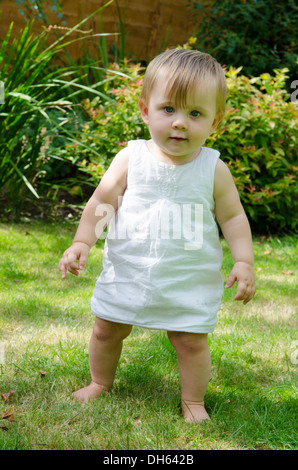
[73,381,107,402]
[181,400,210,423]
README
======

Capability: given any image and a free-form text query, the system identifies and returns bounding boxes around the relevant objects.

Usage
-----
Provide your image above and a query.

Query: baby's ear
[139,99,149,125]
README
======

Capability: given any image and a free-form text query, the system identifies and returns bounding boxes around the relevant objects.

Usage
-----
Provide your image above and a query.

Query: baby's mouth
[170,136,187,142]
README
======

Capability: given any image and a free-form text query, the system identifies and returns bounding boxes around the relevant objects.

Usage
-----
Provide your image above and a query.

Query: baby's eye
[164,106,175,114]
[190,110,200,117]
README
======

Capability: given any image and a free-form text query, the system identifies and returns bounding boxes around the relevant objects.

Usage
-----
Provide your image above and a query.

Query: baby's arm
[59,147,129,278]
[214,159,256,304]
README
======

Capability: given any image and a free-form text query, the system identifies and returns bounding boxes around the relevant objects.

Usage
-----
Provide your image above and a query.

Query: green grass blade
[42,0,115,55]
[0,22,14,67]
[52,78,115,102]
[8,159,40,199]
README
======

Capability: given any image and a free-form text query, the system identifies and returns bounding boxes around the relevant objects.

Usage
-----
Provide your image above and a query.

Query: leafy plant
[61,64,297,234]
[207,67,297,234]
[0,2,124,212]
[190,0,298,86]
[3,0,65,24]
[59,60,149,181]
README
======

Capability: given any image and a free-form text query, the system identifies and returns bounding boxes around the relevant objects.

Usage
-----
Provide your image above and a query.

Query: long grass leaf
[8,159,40,199]
[0,22,14,66]
[37,32,119,68]
[4,23,45,89]
[9,92,35,102]
[115,0,126,61]
[5,23,34,84]
[42,0,115,56]
[52,79,115,102]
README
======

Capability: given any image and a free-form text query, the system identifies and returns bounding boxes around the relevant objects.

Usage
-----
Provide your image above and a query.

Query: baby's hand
[225,261,256,305]
[59,242,90,279]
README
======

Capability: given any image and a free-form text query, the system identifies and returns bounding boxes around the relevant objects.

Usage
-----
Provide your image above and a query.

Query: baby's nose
[172,113,188,129]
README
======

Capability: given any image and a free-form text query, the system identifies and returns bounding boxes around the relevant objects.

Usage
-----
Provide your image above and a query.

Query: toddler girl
[59,49,256,423]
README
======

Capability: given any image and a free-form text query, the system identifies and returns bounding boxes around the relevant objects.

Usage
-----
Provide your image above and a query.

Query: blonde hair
[140,48,227,116]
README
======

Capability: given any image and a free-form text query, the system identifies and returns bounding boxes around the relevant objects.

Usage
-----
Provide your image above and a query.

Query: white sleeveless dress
[91,140,223,333]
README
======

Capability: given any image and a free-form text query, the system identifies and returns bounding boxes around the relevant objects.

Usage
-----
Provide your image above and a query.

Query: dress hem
[92,311,216,334]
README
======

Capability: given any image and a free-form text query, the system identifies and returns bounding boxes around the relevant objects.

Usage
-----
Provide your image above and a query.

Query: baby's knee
[93,318,132,343]
[167,331,208,354]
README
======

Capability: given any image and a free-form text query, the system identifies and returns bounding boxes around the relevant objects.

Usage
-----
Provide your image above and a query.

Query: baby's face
[139,75,221,165]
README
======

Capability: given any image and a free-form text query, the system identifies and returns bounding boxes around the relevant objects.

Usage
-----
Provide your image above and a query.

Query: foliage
[1,0,296,234]
[206,67,297,234]
[61,65,297,234]
[60,60,149,181]
[0,4,124,211]
[189,0,298,85]
[2,0,65,24]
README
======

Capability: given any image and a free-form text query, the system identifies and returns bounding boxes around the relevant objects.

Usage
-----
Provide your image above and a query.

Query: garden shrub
[0,6,121,213]
[190,0,298,87]
[61,60,149,181]
[63,63,297,234]
[207,67,297,234]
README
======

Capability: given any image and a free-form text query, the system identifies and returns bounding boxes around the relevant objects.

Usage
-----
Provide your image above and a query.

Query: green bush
[61,60,149,181]
[190,0,298,86]
[0,7,121,212]
[207,67,297,234]
[63,64,297,234]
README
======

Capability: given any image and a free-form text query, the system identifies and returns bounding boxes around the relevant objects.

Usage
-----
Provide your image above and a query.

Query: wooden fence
[0,0,201,61]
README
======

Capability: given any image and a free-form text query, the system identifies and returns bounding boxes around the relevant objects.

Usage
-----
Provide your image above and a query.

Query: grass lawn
[0,222,297,450]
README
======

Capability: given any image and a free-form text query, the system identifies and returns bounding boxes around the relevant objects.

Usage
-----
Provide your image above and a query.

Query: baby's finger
[234,280,248,301]
[68,266,80,276]
[242,284,256,305]
[66,258,81,276]
[236,283,255,304]
[59,251,78,278]
[78,253,88,270]
[225,273,237,289]
[59,258,68,279]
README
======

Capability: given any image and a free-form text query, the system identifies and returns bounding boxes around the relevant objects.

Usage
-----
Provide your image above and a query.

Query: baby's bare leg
[167,331,211,422]
[74,318,132,402]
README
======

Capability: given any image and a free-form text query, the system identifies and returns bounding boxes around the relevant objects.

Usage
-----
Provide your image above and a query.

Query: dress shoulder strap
[127,140,148,183]
[197,147,220,189]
